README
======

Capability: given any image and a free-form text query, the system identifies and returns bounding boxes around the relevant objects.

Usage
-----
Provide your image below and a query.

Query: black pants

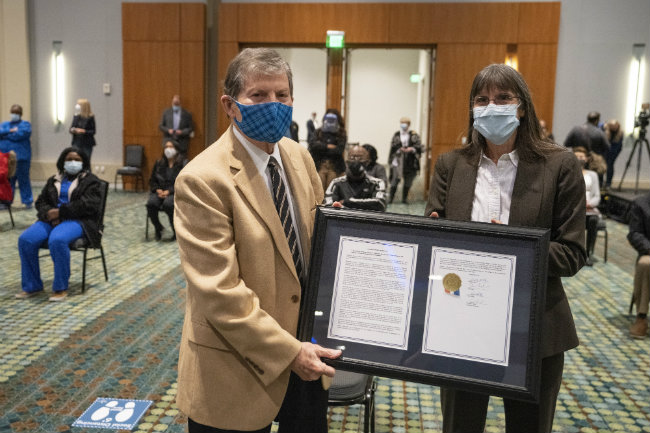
[441,352,564,433]
[146,193,174,232]
[586,214,599,256]
[188,372,328,433]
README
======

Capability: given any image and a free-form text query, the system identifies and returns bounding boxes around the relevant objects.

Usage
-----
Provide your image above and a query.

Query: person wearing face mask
[146,140,186,241]
[603,119,624,189]
[573,147,601,266]
[15,147,102,302]
[0,104,33,209]
[324,144,386,212]
[425,64,586,433]
[308,109,347,192]
[361,143,388,185]
[173,48,341,433]
[69,99,97,162]
[159,94,193,156]
[388,117,422,204]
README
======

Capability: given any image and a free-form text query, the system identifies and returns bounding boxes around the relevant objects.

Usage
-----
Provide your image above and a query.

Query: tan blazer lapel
[279,141,313,268]
[509,159,543,226]
[228,131,299,282]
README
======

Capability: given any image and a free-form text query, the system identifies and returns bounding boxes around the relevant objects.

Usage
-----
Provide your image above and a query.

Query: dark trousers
[188,372,328,433]
[441,352,564,433]
[146,193,174,232]
[586,214,599,256]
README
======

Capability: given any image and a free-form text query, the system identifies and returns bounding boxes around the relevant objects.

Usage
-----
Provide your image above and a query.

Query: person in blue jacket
[0,104,33,208]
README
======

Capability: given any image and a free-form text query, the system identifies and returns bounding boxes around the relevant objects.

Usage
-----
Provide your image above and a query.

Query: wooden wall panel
[218,4,238,43]
[432,44,506,144]
[388,3,519,44]
[123,41,181,136]
[123,3,206,185]
[517,43,558,132]
[518,2,560,43]
[216,42,240,135]
[181,41,206,159]
[181,3,206,41]
[122,3,180,41]
[236,3,390,44]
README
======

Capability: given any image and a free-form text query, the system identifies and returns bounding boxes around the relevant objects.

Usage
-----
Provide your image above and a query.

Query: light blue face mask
[231,99,293,144]
[10,113,20,122]
[64,160,83,176]
[473,103,520,145]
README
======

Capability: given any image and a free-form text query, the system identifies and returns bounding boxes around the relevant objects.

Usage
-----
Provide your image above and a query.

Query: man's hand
[156,189,164,198]
[429,211,439,218]
[290,342,342,381]
[10,127,18,133]
[332,201,344,208]
[168,128,174,135]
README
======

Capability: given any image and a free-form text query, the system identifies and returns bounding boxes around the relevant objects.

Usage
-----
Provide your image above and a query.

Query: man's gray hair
[223,48,293,99]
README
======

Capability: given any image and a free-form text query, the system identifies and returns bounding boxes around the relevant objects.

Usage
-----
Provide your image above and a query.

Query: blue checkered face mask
[231,98,293,143]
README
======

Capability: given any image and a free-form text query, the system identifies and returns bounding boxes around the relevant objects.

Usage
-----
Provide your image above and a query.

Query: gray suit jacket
[425,148,586,357]
[159,107,193,154]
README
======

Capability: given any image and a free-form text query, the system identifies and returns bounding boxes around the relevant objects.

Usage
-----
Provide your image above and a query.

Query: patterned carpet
[1,191,649,433]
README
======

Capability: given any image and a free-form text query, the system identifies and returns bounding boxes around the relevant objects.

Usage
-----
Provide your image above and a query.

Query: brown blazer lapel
[228,132,299,282]
[446,155,477,220]
[509,159,544,226]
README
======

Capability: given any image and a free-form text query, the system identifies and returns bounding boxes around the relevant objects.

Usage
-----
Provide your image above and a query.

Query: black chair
[0,201,14,228]
[39,180,109,293]
[596,217,608,263]
[114,144,145,192]
[328,371,376,433]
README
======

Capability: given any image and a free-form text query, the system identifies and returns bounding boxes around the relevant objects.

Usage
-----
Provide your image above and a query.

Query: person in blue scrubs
[0,104,33,208]
[15,148,102,302]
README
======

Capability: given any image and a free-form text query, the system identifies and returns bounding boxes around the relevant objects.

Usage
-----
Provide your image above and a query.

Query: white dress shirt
[471,150,519,224]
[233,127,305,275]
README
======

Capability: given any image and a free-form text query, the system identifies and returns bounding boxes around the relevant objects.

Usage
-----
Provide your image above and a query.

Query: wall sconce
[625,43,646,134]
[51,41,65,127]
[505,44,518,70]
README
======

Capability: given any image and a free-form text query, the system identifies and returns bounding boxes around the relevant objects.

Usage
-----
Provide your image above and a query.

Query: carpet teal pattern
[1,193,649,433]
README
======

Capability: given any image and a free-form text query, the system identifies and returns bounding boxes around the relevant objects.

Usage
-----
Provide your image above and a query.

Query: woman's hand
[47,208,60,221]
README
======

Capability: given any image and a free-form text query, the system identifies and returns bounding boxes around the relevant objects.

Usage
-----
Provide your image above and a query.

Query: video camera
[635,102,650,130]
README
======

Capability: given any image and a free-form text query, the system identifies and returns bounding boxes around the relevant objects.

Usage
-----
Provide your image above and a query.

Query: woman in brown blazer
[425,64,586,433]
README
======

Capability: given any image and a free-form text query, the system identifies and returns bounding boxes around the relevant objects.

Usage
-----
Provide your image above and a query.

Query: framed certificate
[301,206,550,402]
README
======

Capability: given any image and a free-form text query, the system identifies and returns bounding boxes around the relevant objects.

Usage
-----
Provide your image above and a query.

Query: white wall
[347,49,423,166]
[274,47,327,145]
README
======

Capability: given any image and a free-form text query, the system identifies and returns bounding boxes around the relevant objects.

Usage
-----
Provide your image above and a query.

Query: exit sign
[326,30,345,48]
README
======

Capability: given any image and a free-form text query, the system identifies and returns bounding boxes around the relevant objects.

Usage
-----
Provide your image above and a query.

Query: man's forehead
[243,73,289,89]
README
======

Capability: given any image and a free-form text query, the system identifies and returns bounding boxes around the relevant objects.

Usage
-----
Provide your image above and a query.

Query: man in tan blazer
[425,64,586,433]
[174,48,341,433]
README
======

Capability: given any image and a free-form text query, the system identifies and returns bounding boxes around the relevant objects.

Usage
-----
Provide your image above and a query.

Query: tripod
[617,127,650,194]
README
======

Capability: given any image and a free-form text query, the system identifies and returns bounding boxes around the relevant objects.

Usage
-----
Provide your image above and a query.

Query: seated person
[361,143,388,185]
[627,192,650,339]
[16,147,102,301]
[574,147,601,266]
[324,144,386,212]
[147,139,185,241]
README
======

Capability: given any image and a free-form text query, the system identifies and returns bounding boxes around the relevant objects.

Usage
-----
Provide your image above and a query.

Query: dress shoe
[49,291,68,302]
[15,291,40,299]
[585,257,594,267]
[630,317,648,339]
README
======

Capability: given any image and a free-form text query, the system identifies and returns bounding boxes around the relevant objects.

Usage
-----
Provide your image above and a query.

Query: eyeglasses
[473,94,519,107]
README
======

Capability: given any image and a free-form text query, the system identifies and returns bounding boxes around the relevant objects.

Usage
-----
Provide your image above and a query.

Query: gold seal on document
[442,273,462,294]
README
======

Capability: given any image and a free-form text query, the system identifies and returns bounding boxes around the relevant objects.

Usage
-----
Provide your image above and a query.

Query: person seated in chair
[16,147,102,302]
[147,139,185,241]
[627,191,650,339]
[573,147,601,266]
[324,144,386,212]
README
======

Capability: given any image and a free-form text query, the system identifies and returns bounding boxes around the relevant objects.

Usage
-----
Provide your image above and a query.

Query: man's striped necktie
[268,156,303,282]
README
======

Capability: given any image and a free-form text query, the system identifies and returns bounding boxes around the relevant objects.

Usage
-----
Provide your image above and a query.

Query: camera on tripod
[635,102,650,131]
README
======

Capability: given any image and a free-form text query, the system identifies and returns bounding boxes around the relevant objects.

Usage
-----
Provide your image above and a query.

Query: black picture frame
[301,206,550,402]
